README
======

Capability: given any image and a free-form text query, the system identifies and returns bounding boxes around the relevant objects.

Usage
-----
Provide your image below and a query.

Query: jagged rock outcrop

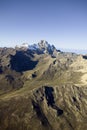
[31,85,87,130]
[0,85,87,130]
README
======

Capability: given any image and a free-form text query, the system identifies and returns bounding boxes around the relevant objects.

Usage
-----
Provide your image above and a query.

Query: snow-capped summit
[15,40,59,55]
[21,43,29,48]
[28,40,50,51]
[37,40,56,54]
[38,40,49,49]
[28,44,39,50]
[15,43,29,49]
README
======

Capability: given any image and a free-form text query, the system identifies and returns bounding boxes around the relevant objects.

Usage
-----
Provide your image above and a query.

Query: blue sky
[0,0,87,49]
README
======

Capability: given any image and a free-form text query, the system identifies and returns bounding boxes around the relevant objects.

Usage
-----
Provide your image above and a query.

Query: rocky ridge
[0,41,87,130]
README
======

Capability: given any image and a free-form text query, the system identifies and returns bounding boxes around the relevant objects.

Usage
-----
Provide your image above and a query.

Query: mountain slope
[0,41,87,130]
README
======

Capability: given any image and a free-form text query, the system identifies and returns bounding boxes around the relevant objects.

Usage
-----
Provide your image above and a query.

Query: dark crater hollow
[10,51,38,72]
[44,86,63,116]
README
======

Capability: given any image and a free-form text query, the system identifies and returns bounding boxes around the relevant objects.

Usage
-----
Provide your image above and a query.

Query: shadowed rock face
[83,55,87,59]
[32,100,52,129]
[10,51,38,72]
[45,86,55,107]
[44,86,63,116]
[31,85,87,130]
[0,67,3,73]
[32,86,64,119]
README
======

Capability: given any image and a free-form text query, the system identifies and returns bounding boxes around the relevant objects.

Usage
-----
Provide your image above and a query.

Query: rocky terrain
[0,40,87,130]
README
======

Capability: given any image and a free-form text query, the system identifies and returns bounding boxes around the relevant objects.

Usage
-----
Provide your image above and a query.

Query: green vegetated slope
[0,43,87,130]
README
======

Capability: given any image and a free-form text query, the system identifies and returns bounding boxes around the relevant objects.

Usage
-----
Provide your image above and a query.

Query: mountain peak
[15,40,59,55]
[38,40,49,48]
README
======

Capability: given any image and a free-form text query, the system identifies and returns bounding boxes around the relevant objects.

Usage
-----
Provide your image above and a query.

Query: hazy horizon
[0,40,87,54]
